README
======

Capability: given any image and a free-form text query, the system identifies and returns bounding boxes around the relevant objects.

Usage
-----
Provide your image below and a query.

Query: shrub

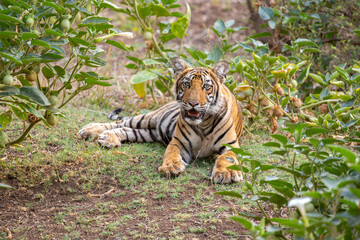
[217,124,360,239]
[0,0,129,147]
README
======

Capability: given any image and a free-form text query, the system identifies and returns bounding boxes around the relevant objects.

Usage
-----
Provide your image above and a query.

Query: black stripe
[166,112,180,142]
[124,130,128,141]
[147,115,157,141]
[173,136,191,157]
[226,139,237,145]
[132,129,138,142]
[137,114,146,129]
[218,139,237,154]
[129,117,134,128]
[214,114,230,136]
[178,118,190,136]
[214,122,233,146]
[205,109,226,136]
[186,122,202,140]
[211,81,220,105]
[180,154,188,163]
[218,146,226,154]
[138,130,146,142]
[178,124,193,153]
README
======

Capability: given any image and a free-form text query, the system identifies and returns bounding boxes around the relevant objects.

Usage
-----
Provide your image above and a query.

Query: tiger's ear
[212,61,229,83]
[172,57,189,78]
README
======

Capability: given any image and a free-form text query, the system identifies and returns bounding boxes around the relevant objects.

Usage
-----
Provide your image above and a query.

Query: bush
[253,0,360,71]
[217,124,360,239]
[0,0,129,147]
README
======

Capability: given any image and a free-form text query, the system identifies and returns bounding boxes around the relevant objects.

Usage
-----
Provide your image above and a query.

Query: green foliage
[217,124,360,239]
[117,0,192,102]
[0,0,125,146]
[257,0,360,71]
[229,40,359,135]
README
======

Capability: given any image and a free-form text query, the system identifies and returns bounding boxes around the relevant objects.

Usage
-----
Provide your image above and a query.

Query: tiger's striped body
[79,58,243,184]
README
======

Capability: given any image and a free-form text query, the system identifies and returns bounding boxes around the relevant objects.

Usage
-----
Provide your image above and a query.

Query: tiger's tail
[107,108,123,120]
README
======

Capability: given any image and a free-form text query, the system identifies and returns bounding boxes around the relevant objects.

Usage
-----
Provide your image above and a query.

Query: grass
[0,96,280,239]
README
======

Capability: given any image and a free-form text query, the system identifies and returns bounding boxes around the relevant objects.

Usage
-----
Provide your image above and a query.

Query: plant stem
[6,119,41,146]
[300,99,338,110]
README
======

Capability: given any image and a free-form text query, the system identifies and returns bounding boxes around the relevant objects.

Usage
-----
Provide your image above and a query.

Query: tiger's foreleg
[98,127,159,148]
[158,139,188,177]
[211,151,243,184]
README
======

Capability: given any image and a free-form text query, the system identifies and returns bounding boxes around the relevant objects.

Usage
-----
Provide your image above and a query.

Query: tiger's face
[172,58,229,124]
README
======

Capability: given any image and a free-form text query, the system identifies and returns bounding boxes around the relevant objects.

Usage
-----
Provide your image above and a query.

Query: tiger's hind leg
[78,122,122,140]
[98,127,160,148]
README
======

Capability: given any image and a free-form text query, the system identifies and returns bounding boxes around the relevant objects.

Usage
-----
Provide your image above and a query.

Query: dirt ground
[0,1,261,239]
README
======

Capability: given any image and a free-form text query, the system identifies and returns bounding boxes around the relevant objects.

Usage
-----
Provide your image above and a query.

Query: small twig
[86,187,115,198]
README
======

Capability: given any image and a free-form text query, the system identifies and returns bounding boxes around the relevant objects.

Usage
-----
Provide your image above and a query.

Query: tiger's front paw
[98,131,121,148]
[158,158,186,177]
[212,155,243,184]
[212,167,242,184]
[78,123,106,140]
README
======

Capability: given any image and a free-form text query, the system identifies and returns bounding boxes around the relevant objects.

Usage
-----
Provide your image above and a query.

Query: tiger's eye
[203,84,211,90]
[183,82,190,88]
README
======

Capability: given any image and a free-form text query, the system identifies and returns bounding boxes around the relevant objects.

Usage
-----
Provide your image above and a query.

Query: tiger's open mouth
[185,109,205,120]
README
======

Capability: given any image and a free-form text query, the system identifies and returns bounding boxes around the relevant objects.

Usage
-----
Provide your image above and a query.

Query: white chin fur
[184,117,203,125]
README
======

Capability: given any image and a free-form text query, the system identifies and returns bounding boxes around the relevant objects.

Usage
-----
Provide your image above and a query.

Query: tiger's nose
[188,101,199,107]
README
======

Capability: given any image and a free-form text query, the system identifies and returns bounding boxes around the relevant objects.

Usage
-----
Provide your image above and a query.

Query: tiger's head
[172,57,229,124]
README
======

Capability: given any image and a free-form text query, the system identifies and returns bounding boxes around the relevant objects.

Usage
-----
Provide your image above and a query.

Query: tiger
[78,57,243,184]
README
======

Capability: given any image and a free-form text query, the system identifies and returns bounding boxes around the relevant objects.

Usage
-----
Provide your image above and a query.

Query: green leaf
[42,65,55,79]
[0,31,18,39]
[309,73,327,86]
[299,191,323,199]
[42,2,65,13]
[0,112,12,127]
[84,79,112,86]
[268,193,288,206]
[0,51,22,64]
[45,29,64,37]
[249,31,272,39]
[229,216,253,230]
[271,218,302,228]
[0,86,20,97]
[0,14,23,24]
[214,191,242,198]
[271,134,288,145]
[304,128,328,137]
[213,18,226,34]
[263,142,281,148]
[106,40,129,52]
[302,48,321,53]
[334,65,349,80]
[171,17,189,38]
[41,53,64,62]
[294,38,318,48]
[206,44,223,63]
[19,86,51,106]
[31,39,51,49]
[258,6,273,20]
[143,59,161,65]
[149,3,171,17]
[0,183,13,189]
[99,0,122,11]
[21,32,38,41]
[327,144,357,163]
[82,16,110,25]
[130,70,158,84]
